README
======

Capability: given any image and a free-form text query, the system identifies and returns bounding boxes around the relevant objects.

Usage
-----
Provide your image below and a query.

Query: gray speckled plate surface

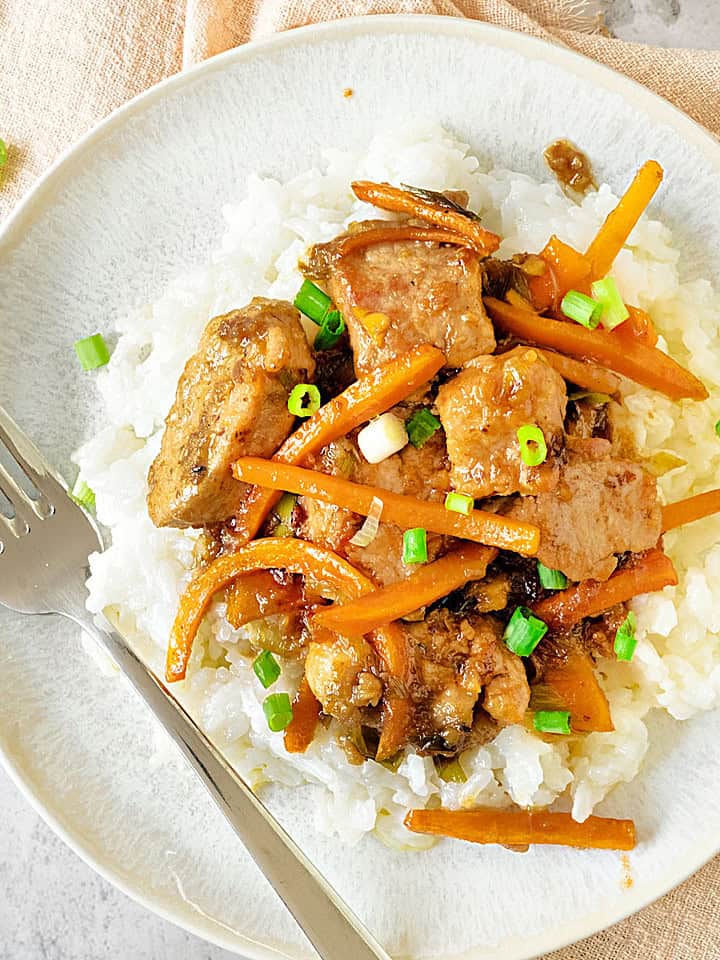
[1,15,720,960]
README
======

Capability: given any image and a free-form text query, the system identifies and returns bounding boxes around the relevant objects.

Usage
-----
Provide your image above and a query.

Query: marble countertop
[2,1,718,957]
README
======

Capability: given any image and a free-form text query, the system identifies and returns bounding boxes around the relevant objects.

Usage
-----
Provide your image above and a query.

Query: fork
[0,403,390,960]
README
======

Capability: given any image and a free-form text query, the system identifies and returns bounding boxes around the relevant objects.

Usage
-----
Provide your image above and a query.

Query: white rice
[75,123,720,848]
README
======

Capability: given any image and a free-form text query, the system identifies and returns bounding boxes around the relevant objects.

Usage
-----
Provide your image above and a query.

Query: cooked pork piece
[305,222,495,373]
[148,298,314,528]
[305,633,382,723]
[436,346,567,499]
[506,454,662,582]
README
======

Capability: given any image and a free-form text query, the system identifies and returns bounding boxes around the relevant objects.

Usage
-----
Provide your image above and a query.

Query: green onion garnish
[74,333,110,371]
[0,139,7,168]
[444,492,473,515]
[263,692,293,731]
[314,310,345,351]
[70,478,95,511]
[568,390,613,404]
[537,561,568,590]
[715,420,720,439]
[517,424,547,467]
[273,492,296,538]
[288,383,321,418]
[294,280,332,324]
[614,611,638,661]
[253,650,281,689]
[403,528,428,564]
[435,756,467,783]
[591,277,629,330]
[533,710,571,735]
[561,290,602,329]
[406,408,441,448]
[503,606,548,657]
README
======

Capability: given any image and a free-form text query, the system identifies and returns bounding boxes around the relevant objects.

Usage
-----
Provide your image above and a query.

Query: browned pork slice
[148,298,314,528]
[305,222,495,374]
[436,346,567,499]
[304,633,383,724]
[506,454,662,582]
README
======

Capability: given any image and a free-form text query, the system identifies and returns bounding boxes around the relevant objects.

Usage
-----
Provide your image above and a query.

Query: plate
[1,15,720,960]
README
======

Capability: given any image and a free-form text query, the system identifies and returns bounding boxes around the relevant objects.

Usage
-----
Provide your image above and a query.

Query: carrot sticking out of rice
[235,343,445,545]
[351,180,501,255]
[314,544,498,635]
[532,548,678,632]
[284,676,321,754]
[484,296,708,401]
[232,458,541,555]
[533,642,614,733]
[528,234,592,310]
[404,808,636,850]
[662,488,720,532]
[614,304,658,348]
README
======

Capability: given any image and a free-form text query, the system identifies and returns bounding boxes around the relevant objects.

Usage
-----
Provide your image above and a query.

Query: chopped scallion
[0,138,7,168]
[273,492,297,538]
[314,309,345,350]
[263,692,293,731]
[503,606,548,657]
[253,650,281,689]
[294,280,332,324]
[435,756,467,783]
[533,710,571,735]
[406,408,441,448]
[568,390,613,404]
[537,561,568,590]
[288,383,321,418]
[715,419,720,439]
[74,333,110,371]
[444,491,473,515]
[614,611,638,662]
[517,424,547,467]
[592,276,629,330]
[70,478,95,511]
[561,290,602,329]
[403,528,428,564]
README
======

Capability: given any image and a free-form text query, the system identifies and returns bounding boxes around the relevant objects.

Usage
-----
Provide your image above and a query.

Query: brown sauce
[544,139,597,196]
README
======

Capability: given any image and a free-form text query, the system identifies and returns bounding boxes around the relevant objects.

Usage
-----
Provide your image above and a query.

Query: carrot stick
[662,488,720,532]
[235,343,445,544]
[536,642,614,733]
[613,304,658,348]
[232,458,540,555]
[533,348,621,397]
[585,160,664,279]
[532,548,678,632]
[351,180,500,255]
[528,234,592,310]
[284,677,321,753]
[404,808,636,850]
[329,224,475,257]
[485,297,708,401]
[225,570,304,628]
[314,544,497,635]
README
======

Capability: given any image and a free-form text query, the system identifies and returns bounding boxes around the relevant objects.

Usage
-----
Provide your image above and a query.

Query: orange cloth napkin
[1,2,719,958]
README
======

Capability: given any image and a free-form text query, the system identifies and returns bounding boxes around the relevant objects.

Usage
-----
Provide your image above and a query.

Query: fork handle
[76,614,390,960]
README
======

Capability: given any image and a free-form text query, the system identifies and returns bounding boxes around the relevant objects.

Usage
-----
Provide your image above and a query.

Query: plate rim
[1,13,719,959]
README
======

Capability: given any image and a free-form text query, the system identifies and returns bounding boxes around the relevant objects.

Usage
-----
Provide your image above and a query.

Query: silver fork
[0,403,389,960]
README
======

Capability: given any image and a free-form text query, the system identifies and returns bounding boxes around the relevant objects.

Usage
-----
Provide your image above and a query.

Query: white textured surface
[1,4,719,959]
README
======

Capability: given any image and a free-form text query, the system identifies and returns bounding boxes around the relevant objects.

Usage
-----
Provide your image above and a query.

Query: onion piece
[349,496,384,547]
[358,412,408,464]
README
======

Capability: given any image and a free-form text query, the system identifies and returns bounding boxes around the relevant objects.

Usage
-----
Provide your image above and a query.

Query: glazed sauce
[544,139,597,195]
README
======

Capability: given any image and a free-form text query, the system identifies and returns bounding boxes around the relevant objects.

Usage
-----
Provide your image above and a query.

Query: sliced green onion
[314,309,345,351]
[70,478,95,511]
[263,692,293,731]
[74,333,110,371]
[592,277,630,330]
[288,383,321,418]
[273,492,297,538]
[533,710,571,735]
[435,756,467,783]
[561,290,602,329]
[406,408,441,448]
[294,280,332,324]
[568,390,613,404]
[253,650,281,689]
[503,606,548,657]
[537,561,568,590]
[715,419,720,439]
[444,492,474,515]
[0,139,7,168]
[403,528,428,564]
[614,611,638,662]
[517,424,548,467]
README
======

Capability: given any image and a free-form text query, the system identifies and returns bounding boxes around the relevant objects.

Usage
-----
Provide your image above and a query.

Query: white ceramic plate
[1,15,720,960]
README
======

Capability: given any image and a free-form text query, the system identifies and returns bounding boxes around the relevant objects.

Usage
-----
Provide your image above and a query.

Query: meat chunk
[305,634,381,723]
[148,298,314,527]
[306,222,495,374]
[507,455,662,581]
[436,346,567,498]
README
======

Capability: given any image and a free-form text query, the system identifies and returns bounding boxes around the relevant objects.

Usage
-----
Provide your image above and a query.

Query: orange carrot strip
[613,304,658,348]
[284,677,321,754]
[233,458,540,555]
[532,548,678,632]
[226,570,304,628]
[331,224,474,257]
[534,348,621,397]
[662,488,720,532]
[585,160,664,279]
[529,235,592,310]
[236,343,445,544]
[485,297,708,401]
[404,808,636,850]
[351,180,500,255]
[538,642,614,733]
[314,544,497,635]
